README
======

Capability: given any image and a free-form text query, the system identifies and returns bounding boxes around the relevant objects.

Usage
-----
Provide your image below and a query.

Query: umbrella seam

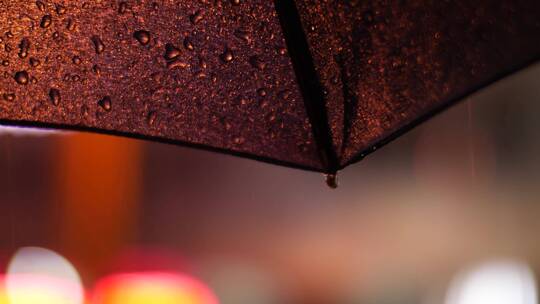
[274,0,339,174]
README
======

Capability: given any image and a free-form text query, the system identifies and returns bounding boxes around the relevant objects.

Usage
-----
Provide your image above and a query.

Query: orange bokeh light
[93,272,219,304]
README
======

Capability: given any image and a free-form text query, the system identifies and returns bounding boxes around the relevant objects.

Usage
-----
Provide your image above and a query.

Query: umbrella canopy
[0,1,539,176]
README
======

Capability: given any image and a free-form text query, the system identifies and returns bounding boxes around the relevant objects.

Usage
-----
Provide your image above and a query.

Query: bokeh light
[5,247,84,304]
[93,272,219,304]
[445,260,537,304]
[0,126,59,136]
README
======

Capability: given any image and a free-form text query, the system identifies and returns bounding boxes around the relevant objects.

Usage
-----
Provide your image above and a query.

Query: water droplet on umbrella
[66,19,76,31]
[29,57,40,67]
[167,59,188,69]
[220,48,234,63]
[278,47,287,55]
[1,60,9,66]
[134,30,151,46]
[249,56,265,70]
[233,137,245,145]
[3,93,15,101]
[49,88,61,106]
[257,88,267,97]
[231,0,241,5]
[183,37,194,51]
[91,35,105,54]
[325,174,338,189]
[55,4,66,15]
[14,71,29,85]
[190,10,204,24]
[36,1,46,11]
[118,2,128,14]
[92,64,101,75]
[147,111,157,125]
[163,43,181,60]
[98,96,112,111]
[72,56,81,65]
[18,38,30,59]
[234,29,251,43]
[40,15,52,28]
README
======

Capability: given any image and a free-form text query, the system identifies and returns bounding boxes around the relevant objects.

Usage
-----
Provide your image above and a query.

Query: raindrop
[40,15,52,29]
[118,2,128,14]
[92,64,101,75]
[14,71,29,85]
[234,29,251,43]
[55,4,66,15]
[66,19,76,31]
[257,88,267,97]
[91,35,105,54]
[98,96,112,111]
[183,37,194,51]
[72,56,81,65]
[231,0,241,5]
[49,88,61,106]
[133,30,151,46]
[278,47,287,55]
[233,137,245,145]
[163,43,181,60]
[29,57,40,67]
[18,38,30,59]
[147,111,157,125]
[249,56,265,70]
[167,60,188,69]
[220,48,234,63]
[36,1,46,12]
[1,60,9,66]
[3,93,15,101]
[325,173,338,189]
[190,10,204,25]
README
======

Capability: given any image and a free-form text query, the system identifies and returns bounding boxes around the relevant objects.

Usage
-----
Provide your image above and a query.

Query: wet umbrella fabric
[0,1,539,175]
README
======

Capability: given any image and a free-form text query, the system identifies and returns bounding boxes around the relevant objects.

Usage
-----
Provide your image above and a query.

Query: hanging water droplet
[133,30,151,46]
[220,48,234,63]
[163,43,181,60]
[14,71,29,85]
[98,96,112,111]
[40,15,52,28]
[91,35,105,54]
[325,173,338,189]
[49,88,61,106]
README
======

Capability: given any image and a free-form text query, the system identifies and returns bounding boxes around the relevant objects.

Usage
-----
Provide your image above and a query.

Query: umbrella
[0,1,539,187]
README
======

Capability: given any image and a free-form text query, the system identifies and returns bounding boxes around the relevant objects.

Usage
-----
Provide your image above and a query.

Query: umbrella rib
[274,0,339,174]
[339,55,540,169]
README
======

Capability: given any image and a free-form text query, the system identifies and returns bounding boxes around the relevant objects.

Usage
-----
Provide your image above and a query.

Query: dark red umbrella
[1,1,539,186]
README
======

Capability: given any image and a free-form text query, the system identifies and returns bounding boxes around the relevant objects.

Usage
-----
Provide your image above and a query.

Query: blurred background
[0,63,540,304]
